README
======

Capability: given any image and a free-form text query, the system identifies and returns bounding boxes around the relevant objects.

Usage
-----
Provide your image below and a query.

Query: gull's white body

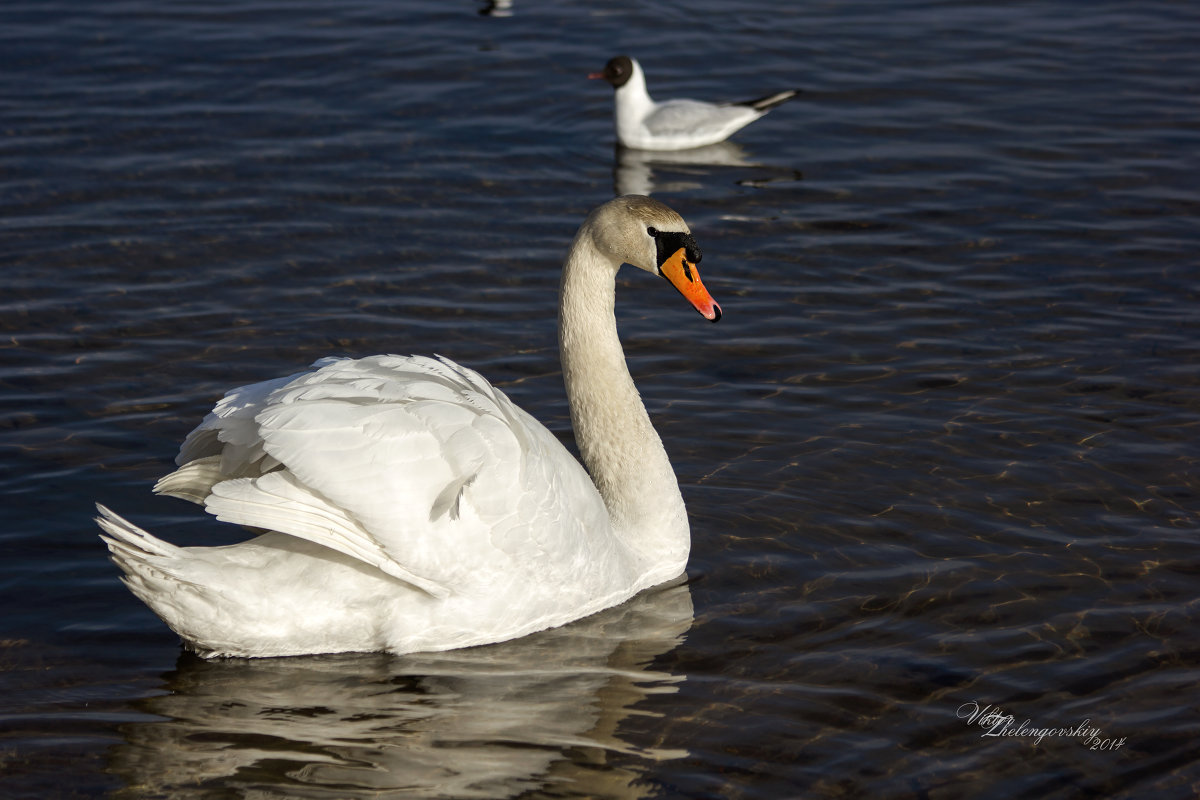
[98,196,717,659]
[600,57,798,151]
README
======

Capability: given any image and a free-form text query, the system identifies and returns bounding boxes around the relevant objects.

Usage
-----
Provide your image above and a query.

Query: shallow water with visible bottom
[2,1,1199,797]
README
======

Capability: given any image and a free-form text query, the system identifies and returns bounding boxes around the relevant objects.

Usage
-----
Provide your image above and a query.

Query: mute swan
[590,55,800,151]
[97,195,721,658]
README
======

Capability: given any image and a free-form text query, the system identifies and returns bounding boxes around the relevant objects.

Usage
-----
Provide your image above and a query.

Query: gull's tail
[735,89,801,112]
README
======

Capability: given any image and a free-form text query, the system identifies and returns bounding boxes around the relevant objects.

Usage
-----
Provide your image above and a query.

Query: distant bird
[590,55,799,151]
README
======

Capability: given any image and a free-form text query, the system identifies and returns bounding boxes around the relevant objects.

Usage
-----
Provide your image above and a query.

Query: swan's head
[586,194,722,322]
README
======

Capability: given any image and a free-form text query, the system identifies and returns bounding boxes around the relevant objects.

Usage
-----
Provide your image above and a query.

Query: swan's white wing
[163,368,312,488]
[163,355,608,599]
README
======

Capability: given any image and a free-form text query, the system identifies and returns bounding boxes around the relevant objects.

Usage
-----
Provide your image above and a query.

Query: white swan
[590,55,800,151]
[97,195,721,658]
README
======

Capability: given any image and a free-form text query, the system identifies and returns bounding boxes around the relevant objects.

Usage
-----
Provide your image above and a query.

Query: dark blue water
[3,1,1199,797]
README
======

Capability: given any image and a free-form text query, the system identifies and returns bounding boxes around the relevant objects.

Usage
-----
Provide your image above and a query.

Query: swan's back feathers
[156,354,609,601]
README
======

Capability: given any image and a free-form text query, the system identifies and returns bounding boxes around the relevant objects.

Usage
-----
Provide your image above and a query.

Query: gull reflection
[613,142,801,196]
[108,579,693,799]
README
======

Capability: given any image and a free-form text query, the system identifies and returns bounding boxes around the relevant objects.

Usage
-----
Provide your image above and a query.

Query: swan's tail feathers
[96,505,231,655]
[95,504,200,605]
[736,89,800,112]
[97,504,181,560]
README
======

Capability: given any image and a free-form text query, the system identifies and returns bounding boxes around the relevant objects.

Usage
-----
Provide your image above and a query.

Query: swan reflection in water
[108,579,693,799]
[613,141,802,196]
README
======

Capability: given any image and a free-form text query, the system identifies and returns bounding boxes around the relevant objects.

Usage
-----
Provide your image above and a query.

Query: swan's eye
[647,226,657,237]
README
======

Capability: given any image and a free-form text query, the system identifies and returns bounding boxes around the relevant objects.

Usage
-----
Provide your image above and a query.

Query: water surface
[2,1,1198,797]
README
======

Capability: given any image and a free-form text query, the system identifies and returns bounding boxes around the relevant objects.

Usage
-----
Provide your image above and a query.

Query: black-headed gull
[590,55,799,151]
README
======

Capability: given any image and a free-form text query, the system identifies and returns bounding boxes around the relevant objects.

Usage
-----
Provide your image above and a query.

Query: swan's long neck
[558,229,689,580]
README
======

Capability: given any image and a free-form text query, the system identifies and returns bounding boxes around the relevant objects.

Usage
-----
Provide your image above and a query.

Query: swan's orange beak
[660,248,721,322]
